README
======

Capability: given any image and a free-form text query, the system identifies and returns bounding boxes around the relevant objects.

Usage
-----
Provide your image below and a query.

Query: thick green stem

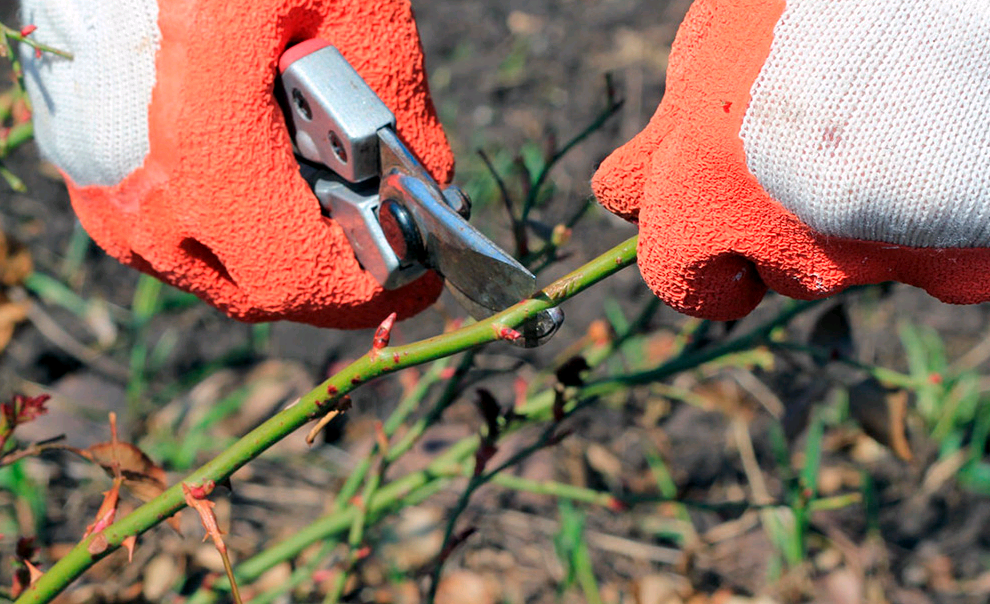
[17,236,638,604]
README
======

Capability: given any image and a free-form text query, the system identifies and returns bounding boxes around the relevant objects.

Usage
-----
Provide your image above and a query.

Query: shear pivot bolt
[380,200,425,267]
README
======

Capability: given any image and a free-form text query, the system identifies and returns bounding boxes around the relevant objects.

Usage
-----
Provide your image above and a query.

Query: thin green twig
[521,76,622,221]
[0,23,74,60]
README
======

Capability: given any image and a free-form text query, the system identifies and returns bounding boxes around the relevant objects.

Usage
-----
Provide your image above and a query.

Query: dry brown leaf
[848,379,913,461]
[0,299,29,353]
[0,227,33,286]
[0,241,32,286]
[83,440,168,502]
[72,414,181,532]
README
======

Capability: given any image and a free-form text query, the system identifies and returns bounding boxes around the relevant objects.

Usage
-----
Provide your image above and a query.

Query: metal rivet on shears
[328,130,347,163]
[291,88,312,120]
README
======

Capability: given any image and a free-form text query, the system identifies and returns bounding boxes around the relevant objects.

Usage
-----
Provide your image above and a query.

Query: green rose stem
[17,235,639,604]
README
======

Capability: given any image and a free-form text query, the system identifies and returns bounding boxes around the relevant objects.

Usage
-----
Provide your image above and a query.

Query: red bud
[371,312,397,353]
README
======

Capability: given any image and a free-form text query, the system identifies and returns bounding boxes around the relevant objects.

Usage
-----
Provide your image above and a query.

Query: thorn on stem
[122,535,137,562]
[182,482,243,604]
[19,25,36,37]
[492,323,522,342]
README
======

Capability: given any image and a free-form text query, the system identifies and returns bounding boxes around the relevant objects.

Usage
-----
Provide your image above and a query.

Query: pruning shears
[278,39,562,346]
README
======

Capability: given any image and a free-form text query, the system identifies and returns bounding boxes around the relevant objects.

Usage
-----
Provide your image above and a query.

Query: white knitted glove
[593,0,990,321]
[19,0,160,186]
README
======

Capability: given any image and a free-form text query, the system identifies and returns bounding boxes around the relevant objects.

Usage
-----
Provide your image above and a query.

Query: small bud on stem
[371,312,397,357]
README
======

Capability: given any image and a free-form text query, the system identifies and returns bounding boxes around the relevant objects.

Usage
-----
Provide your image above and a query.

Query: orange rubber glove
[20,0,452,329]
[593,0,990,321]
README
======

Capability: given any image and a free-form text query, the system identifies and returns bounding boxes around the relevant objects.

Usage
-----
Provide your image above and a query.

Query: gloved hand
[593,0,990,321]
[19,0,453,329]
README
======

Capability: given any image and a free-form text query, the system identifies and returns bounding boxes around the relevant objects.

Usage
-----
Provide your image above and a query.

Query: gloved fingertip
[637,232,767,321]
[593,101,682,222]
[592,143,650,221]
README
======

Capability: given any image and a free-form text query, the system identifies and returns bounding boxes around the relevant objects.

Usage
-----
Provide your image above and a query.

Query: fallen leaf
[82,438,169,502]
[0,229,32,286]
[0,299,29,353]
[848,379,913,461]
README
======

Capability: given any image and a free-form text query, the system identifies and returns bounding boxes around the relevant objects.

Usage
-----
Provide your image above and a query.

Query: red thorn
[492,323,522,342]
[327,384,339,396]
[371,312,397,354]
[19,25,37,37]
[722,100,733,113]
[122,535,137,563]
[186,480,216,500]
[440,367,456,380]
[392,352,401,364]
[929,372,943,385]
[34,47,41,59]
